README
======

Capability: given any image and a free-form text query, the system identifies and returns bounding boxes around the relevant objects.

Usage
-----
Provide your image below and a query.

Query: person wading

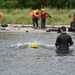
[55,26,73,53]
[40,8,52,29]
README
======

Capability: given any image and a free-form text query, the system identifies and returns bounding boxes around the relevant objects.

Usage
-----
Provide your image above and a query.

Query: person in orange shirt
[72,13,75,21]
[40,9,52,29]
[0,13,2,19]
[29,9,40,28]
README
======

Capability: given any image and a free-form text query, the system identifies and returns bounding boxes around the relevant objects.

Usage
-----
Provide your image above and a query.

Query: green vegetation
[0,0,75,9]
[0,8,74,25]
[0,0,75,25]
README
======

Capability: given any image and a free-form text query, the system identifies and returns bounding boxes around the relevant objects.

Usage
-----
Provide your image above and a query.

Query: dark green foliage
[0,0,19,9]
[0,0,75,9]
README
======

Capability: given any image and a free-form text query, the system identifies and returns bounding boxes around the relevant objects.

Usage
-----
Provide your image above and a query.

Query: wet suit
[55,33,73,52]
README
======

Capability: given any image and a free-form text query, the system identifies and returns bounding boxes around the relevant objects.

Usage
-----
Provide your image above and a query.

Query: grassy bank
[0,8,75,25]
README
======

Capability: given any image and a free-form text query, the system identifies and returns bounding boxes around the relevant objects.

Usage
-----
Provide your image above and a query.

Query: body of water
[0,32,75,75]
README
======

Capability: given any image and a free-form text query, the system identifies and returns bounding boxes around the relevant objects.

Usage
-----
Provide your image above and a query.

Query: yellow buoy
[30,43,38,48]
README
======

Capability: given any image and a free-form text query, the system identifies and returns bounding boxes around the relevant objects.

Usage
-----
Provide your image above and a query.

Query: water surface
[0,32,75,75]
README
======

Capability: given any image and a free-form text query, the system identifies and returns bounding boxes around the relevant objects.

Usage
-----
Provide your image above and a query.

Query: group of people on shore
[29,9,52,29]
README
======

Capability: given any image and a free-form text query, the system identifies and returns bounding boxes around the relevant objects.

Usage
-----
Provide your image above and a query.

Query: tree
[0,0,19,9]
[0,0,75,9]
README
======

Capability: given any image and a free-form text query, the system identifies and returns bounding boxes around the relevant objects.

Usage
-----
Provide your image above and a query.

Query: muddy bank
[0,24,70,33]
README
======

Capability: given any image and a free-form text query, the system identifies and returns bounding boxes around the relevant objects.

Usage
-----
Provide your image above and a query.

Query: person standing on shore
[55,26,73,53]
[40,8,52,29]
[72,13,75,21]
[29,9,40,28]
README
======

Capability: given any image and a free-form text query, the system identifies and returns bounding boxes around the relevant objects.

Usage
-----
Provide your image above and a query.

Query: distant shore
[0,9,73,25]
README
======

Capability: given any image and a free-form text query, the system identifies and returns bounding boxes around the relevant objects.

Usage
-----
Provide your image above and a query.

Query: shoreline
[0,24,70,33]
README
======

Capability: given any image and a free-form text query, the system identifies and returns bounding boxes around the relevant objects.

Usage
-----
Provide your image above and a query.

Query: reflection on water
[55,50,73,56]
[0,32,75,75]
[0,32,3,39]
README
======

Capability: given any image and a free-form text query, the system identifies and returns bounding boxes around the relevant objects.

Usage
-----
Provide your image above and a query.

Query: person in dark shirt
[55,26,73,53]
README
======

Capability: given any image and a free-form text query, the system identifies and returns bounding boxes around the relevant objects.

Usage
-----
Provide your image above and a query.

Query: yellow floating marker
[30,43,38,48]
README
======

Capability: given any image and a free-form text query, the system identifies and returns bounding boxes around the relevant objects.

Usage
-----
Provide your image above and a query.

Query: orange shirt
[41,11,49,18]
[0,13,2,19]
[72,17,75,21]
[29,11,40,19]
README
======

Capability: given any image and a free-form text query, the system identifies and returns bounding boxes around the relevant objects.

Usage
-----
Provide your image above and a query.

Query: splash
[10,42,29,48]
[38,43,55,49]
[10,41,55,49]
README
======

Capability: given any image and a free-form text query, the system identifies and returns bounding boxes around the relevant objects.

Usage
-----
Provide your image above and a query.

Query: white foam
[10,41,55,49]
[16,43,23,47]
